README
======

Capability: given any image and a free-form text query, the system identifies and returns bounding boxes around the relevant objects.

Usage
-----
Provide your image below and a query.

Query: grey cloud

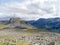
[0,0,58,20]
[0,0,55,15]
[27,1,55,14]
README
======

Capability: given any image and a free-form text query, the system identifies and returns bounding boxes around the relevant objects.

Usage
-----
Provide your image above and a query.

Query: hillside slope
[1,17,36,29]
[31,18,60,32]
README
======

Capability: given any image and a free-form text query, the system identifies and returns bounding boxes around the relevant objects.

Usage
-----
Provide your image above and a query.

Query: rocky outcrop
[7,17,36,29]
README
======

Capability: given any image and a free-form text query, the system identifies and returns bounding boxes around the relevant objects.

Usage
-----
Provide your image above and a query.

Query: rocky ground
[0,29,60,45]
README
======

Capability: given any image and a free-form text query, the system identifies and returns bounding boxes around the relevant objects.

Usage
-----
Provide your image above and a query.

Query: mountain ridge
[0,17,36,29]
[0,17,60,32]
[30,18,60,32]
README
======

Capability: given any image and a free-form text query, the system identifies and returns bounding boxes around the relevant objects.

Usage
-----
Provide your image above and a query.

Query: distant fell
[7,17,36,29]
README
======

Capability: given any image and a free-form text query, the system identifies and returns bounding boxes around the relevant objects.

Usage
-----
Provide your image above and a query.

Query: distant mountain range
[0,17,36,29]
[0,17,60,32]
[9,17,36,29]
[29,18,60,32]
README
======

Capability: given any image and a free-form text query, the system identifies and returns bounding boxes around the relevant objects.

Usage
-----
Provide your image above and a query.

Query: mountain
[0,17,36,29]
[30,18,60,32]
[0,17,60,32]
[6,17,36,29]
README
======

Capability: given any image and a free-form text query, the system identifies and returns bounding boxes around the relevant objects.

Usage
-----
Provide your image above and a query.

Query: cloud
[0,0,58,20]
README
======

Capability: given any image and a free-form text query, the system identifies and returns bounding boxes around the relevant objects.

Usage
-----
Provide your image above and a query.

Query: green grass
[0,42,7,45]
[0,24,7,29]
[16,40,31,45]
[0,39,31,45]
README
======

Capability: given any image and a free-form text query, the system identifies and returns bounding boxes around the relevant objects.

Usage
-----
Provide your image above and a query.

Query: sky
[0,0,60,21]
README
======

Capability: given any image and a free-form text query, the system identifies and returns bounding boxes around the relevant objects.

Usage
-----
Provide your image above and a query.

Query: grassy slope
[0,24,8,29]
[0,24,59,45]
